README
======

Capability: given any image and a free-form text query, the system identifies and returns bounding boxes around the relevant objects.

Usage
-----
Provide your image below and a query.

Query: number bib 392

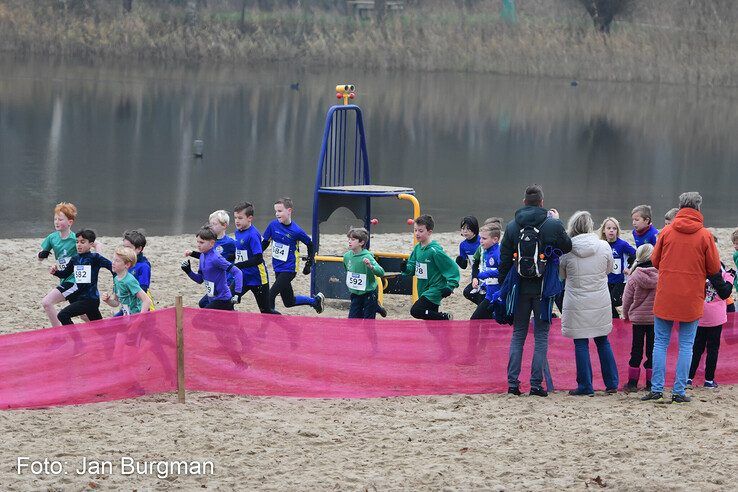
[415,262,428,280]
[74,265,91,284]
[272,242,289,262]
[346,272,367,291]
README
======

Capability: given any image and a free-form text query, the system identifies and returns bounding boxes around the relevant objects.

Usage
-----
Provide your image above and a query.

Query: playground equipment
[311,84,420,302]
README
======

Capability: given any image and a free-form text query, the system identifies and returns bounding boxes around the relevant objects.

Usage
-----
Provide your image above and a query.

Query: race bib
[74,265,91,284]
[235,250,249,263]
[346,272,367,291]
[612,258,622,275]
[415,262,428,280]
[121,304,131,316]
[484,277,499,286]
[205,281,215,297]
[57,257,70,270]
[272,242,289,262]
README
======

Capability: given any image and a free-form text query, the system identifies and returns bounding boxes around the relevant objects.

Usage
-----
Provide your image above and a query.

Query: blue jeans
[573,336,619,393]
[507,293,550,389]
[652,317,699,396]
[348,291,379,319]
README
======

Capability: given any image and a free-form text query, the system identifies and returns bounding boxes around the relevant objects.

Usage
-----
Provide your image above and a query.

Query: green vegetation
[1,0,736,85]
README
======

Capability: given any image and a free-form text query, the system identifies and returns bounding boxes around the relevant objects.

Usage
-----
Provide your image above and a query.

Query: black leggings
[203,299,234,311]
[689,325,722,381]
[58,298,103,325]
[410,296,446,320]
[608,282,625,318]
[244,283,273,313]
[470,299,494,320]
[629,323,654,369]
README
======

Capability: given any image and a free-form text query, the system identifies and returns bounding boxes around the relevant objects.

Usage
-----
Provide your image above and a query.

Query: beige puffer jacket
[559,233,614,339]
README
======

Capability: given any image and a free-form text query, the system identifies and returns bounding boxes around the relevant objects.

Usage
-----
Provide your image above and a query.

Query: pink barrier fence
[2,309,737,408]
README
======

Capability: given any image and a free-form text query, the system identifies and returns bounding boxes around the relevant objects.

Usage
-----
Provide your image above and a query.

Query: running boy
[456,216,483,306]
[232,201,273,313]
[403,215,460,320]
[50,229,113,325]
[344,227,386,319]
[121,229,153,312]
[38,202,79,326]
[631,205,659,247]
[262,197,324,313]
[187,210,237,307]
[181,226,244,311]
[102,246,151,315]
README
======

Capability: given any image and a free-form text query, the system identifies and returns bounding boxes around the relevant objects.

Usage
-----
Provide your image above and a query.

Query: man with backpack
[499,184,572,397]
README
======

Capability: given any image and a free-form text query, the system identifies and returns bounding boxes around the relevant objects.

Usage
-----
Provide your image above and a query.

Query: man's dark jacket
[499,206,573,296]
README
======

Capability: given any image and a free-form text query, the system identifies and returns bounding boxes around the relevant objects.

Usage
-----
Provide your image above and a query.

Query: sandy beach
[1,229,737,490]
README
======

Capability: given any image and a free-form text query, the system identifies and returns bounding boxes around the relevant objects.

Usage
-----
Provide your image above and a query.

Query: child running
[50,229,113,325]
[181,226,243,310]
[470,225,501,319]
[456,216,483,305]
[232,201,273,313]
[599,217,636,318]
[621,244,657,392]
[121,230,154,313]
[343,227,386,318]
[262,197,324,313]
[403,215,460,320]
[38,202,79,326]
[102,246,152,315]
[187,210,237,308]
[687,234,735,388]
[631,205,659,247]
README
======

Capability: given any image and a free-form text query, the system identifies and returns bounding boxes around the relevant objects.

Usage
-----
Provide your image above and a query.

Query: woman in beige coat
[559,211,619,395]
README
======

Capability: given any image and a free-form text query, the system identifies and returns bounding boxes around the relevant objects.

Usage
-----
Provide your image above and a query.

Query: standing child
[599,217,636,318]
[664,208,679,226]
[456,216,483,305]
[621,244,658,391]
[631,205,659,247]
[470,225,501,319]
[687,234,735,388]
[403,215,460,320]
[181,226,243,311]
[38,202,79,326]
[343,227,386,319]
[232,202,273,313]
[50,229,113,325]
[121,230,154,312]
[102,246,152,315]
[262,197,324,313]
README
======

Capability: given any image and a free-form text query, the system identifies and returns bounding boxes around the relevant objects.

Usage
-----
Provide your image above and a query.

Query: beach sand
[1,230,737,489]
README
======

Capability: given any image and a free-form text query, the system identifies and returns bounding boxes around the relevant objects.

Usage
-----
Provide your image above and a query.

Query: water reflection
[1,57,737,238]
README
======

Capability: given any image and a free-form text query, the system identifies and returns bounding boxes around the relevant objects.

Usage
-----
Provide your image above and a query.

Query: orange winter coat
[652,208,721,322]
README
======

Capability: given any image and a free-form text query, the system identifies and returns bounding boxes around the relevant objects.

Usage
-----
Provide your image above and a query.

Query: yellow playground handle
[397,193,420,301]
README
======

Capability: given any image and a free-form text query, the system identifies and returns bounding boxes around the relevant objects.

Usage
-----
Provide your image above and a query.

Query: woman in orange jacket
[641,192,721,404]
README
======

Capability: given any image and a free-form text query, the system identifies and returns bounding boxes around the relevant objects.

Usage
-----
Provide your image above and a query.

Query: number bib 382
[74,265,91,283]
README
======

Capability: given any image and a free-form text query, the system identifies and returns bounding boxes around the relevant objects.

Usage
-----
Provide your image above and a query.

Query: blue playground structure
[310,84,420,302]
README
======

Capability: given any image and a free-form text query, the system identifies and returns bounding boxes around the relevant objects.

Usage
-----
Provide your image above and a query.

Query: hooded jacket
[404,240,460,305]
[621,263,658,324]
[652,208,721,322]
[499,206,572,295]
[558,234,613,339]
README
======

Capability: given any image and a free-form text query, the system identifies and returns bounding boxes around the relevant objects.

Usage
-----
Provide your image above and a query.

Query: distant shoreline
[1,1,736,86]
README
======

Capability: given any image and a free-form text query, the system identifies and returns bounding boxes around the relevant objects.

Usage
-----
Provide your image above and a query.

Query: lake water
[1,56,737,240]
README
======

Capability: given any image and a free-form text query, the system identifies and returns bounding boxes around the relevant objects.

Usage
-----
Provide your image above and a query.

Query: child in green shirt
[343,228,386,319]
[102,246,151,315]
[38,202,79,326]
[403,215,460,320]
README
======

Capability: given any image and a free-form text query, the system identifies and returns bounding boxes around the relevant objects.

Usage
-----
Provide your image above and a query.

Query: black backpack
[516,218,548,278]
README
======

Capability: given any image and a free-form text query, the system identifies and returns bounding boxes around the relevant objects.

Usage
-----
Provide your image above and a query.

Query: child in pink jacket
[688,266,735,388]
[622,244,657,392]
